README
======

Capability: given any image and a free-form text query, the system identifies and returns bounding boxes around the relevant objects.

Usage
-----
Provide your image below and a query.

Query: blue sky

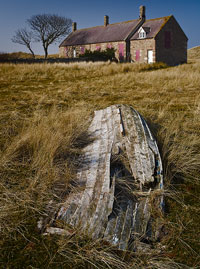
[0,0,199,55]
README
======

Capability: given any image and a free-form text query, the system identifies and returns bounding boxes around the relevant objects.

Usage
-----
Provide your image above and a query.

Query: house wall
[130,39,156,63]
[59,41,127,61]
[155,16,188,65]
[60,16,187,65]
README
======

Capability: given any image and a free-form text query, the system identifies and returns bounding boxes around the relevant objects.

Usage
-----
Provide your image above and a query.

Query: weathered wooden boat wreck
[39,104,164,251]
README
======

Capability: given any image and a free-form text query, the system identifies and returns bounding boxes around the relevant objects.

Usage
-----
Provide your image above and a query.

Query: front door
[147,50,153,63]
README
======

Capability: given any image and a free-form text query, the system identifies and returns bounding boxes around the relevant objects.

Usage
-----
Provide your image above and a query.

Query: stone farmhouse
[59,6,188,65]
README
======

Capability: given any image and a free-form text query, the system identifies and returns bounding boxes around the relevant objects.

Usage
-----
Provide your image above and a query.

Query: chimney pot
[72,22,77,32]
[104,15,109,26]
[139,6,146,20]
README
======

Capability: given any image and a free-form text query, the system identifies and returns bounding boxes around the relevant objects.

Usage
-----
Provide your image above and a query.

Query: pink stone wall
[59,41,127,61]
[130,39,156,63]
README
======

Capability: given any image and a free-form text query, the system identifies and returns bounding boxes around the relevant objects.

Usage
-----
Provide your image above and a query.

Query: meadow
[0,48,200,268]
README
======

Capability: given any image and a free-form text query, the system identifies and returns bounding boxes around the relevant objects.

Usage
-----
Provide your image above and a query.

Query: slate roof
[131,16,172,40]
[141,27,151,33]
[60,19,141,47]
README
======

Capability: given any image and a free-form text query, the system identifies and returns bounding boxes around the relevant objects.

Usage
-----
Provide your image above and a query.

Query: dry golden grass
[0,57,200,268]
[188,46,200,61]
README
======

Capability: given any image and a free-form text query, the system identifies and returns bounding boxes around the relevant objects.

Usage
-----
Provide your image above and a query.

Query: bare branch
[12,28,35,58]
[27,14,72,58]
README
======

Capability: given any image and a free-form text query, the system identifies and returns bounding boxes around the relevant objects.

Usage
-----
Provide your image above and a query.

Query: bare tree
[12,28,35,58]
[27,14,72,59]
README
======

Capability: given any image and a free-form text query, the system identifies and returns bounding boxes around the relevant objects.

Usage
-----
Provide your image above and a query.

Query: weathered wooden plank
[39,104,164,251]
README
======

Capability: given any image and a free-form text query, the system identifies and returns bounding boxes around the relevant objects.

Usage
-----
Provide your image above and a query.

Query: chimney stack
[139,6,146,20]
[104,15,109,26]
[72,22,77,32]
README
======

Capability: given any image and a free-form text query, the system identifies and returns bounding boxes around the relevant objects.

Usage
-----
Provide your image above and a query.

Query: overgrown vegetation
[0,51,200,268]
[79,48,117,61]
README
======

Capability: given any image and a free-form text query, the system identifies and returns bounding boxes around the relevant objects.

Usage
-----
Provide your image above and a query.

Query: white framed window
[139,31,146,39]
[138,27,150,39]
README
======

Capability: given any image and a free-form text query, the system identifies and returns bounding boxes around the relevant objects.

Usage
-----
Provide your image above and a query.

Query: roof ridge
[72,16,171,33]
[154,15,172,37]
[109,18,139,25]
[72,18,140,32]
[145,15,172,22]
[130,15,172,40]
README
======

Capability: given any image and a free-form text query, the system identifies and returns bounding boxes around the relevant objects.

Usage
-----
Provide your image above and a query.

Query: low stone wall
[0,57,106,64]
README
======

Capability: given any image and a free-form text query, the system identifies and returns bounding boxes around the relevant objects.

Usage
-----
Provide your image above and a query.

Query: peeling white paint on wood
[39,104,164,250]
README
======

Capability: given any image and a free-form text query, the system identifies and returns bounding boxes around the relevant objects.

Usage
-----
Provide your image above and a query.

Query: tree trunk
[44,46,48,59]
[29,48,35,59]
[27,45,35,59]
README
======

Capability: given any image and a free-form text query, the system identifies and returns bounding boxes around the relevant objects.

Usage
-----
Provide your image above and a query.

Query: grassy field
[0,50,200,268]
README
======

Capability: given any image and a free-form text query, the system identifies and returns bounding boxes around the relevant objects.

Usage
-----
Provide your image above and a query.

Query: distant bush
[79,48,117,61]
